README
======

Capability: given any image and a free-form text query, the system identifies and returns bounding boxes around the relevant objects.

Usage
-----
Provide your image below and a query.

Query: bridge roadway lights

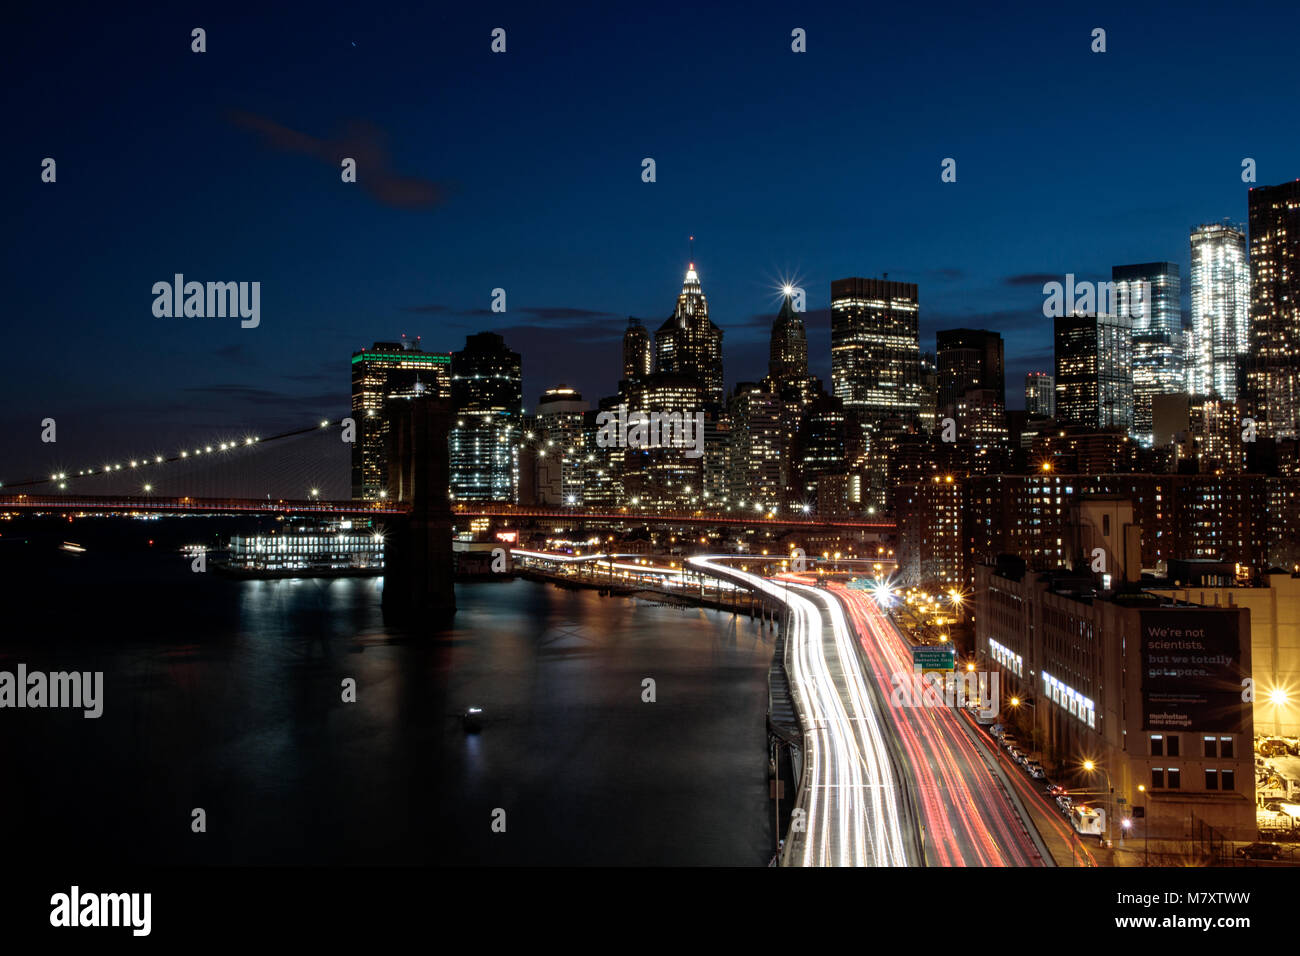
[381,397,456,624]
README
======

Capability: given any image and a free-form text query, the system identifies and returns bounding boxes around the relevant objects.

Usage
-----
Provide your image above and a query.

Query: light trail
[688,557,914,866]
[835,584,1048,866]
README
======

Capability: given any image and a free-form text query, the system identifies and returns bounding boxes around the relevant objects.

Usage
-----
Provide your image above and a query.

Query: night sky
[5,1,1298,482]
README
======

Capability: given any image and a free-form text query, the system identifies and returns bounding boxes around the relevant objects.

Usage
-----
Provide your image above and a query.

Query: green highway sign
[912,646,956,671]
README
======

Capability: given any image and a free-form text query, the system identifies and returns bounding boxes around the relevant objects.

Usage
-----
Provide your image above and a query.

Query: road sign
[912,645,956,671]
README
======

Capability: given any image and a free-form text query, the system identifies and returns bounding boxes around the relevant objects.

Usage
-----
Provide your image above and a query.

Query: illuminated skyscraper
[654,263,724,407]
[1113,262,1182,445]
[1025,371,1055,418]
[727,382,785,508]
[621,372,704,509]
[919,352,938,433]
[830,277,921,431]
[531,386,589,505]
[1246,180,1300,440]
[450,332,522,502]
[350,336,451,500]
[768,290,811,392]
[621,317,651,381]
[1054,313,1133,432]
[1189,223,1249,400]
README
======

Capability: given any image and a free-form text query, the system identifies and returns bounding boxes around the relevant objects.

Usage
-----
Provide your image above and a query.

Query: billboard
[1140,608,1245,734]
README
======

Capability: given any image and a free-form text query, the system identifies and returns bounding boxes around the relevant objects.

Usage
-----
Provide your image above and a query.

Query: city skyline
[8,1,1300,893]
[7,4,1300,477]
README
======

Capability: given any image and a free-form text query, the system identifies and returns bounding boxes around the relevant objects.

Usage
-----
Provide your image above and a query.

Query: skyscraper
[1247,180,1300,441]
[1025,371,1055,418]
[1189,223,1249,400]
[1054,313,1133,432]
[621,372,704,509]
[767,290,812,396]
[530,386,589,505]
[936,328,1005,415]
[1114,262,1183,445]
[450,332,522,502]
[654,263,724,408]
[350,337,451,500]
[727,382,785,508]
[830,277,921,431]
[621,317,651,381]
[919,352,938,433]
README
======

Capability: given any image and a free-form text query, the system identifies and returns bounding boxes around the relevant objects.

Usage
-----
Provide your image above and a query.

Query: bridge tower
[382,396,456,623]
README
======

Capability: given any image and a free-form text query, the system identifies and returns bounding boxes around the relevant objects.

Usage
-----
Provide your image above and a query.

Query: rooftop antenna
[689,234,695,265]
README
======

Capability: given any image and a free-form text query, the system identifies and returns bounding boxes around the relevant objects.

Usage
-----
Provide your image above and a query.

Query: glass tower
[1114,262,1182,445]
[1189,223,1249,401]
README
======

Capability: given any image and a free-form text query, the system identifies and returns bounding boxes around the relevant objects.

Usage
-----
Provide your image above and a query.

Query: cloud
[517,307,620,322]
[1004,273,1059,287]
[737,306,832,332]
[179,384,344,410]
[401,304,620,324]
[213,344,256,367]
[227,110,449,210]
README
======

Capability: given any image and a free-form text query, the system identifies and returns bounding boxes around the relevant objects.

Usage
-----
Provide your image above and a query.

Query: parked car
[1238,842,1284,860]
[1026,760,1045,778]
[1016,752,1030,767]
[990,724,1004,738]
[1001,736,1019,750]
[1056,795,1074,813]
[1047,784,1068,798]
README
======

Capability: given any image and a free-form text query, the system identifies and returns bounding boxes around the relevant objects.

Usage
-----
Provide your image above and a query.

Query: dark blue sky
[5,1,1298,481]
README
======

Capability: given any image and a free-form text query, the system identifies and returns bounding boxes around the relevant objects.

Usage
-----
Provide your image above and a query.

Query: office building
[655,263,724,408]
[976,503,1256,842]
[622,317,652,381]
[450,332,522,502]
[531,386,589,505]
[1114,263,1183,445]
[1025,371,1055,419]
[1189,223,1249,400]
[1246,181,1300,440]
[351,337,452,500]
[1054,313,1133,432]
[936,328,1005,414]
[830,277,921,431]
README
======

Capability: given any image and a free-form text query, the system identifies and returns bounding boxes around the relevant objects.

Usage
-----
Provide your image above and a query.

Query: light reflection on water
[3,543,777,865]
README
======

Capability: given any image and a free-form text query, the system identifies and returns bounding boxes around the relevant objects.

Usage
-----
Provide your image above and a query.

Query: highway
[688,557,917,866]
[833,583,1050,866]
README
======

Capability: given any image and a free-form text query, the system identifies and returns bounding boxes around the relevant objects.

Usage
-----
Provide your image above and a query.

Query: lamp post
[1084,759,1114,849]
[1138,783,1148,865]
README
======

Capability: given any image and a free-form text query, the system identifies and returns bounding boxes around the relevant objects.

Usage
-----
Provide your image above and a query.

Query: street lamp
[1137,784,1148,864]
[1084,759,1115,849]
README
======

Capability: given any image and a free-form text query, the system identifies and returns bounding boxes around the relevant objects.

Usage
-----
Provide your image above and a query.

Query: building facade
[654,263,724,408]
[1246,181,1300,441]
[830,277,921,433]
[976,500,1255,841]
[1189,222,1249,401]
[450,332,522,502]
[1025,371,1055,419]
[1054,312,1133,433]
[1114,262,1183,446]
[351,338,452,500]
